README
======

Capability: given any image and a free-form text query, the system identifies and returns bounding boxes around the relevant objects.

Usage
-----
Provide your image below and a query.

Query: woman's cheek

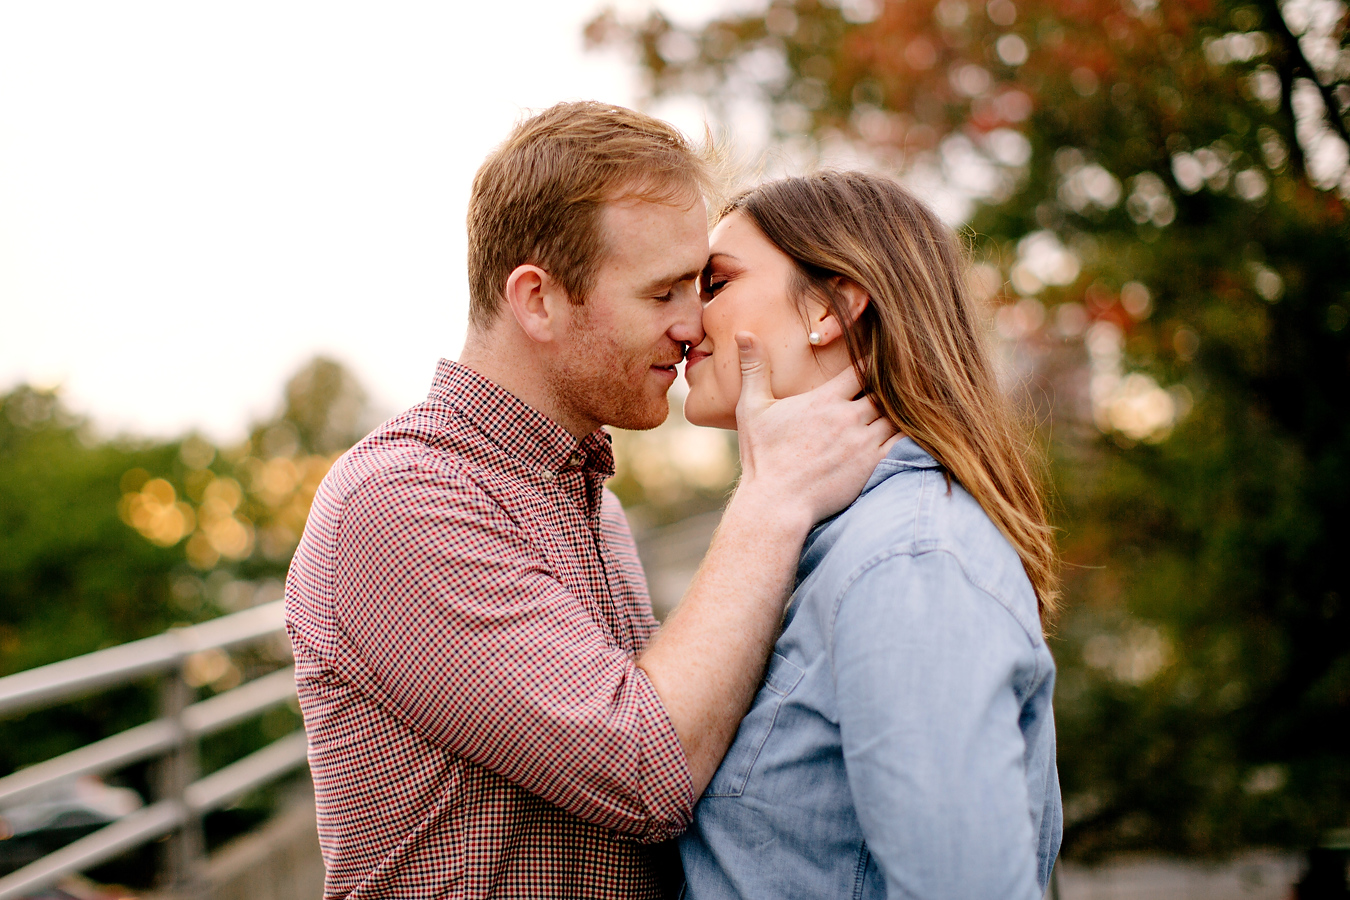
[716,353,742,408]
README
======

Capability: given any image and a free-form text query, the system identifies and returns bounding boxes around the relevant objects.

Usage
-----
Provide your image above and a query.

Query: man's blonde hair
[466,101,712,328]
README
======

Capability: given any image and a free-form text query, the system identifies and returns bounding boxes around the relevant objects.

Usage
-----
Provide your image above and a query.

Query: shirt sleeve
[830,550,1044,900]
[331,462,693,842]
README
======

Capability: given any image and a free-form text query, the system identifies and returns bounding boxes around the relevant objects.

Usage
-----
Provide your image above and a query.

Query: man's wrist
[724,480,814,543]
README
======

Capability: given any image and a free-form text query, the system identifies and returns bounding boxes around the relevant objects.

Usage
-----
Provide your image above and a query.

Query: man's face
[546,193,709,433]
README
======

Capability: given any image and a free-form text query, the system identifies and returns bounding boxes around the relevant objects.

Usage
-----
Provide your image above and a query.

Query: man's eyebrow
[638,266,704,295]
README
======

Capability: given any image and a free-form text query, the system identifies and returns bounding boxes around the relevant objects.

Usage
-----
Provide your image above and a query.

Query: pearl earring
[808,332,822,345]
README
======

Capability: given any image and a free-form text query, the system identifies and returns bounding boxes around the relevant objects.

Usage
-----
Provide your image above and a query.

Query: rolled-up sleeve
[831,550,1043,899]
[332,463,693,841]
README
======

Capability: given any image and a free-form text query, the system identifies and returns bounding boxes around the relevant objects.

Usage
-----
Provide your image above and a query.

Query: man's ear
[503,264,571,344]
[808,277,871,347]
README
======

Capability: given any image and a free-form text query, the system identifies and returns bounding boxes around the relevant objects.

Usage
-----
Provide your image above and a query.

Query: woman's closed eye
[701,275,728,301]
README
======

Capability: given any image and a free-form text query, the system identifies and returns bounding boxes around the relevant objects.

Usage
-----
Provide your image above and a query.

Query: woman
[679,171,1062,899]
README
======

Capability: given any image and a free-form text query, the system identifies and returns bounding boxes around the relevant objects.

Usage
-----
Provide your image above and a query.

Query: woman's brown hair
[723,171,1060,623]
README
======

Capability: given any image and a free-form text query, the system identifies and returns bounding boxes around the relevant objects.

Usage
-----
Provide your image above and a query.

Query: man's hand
[637,332,897,796]
[733,331,899,529]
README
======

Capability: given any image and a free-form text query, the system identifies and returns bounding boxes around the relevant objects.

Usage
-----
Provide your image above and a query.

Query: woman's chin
[683,396,736,431]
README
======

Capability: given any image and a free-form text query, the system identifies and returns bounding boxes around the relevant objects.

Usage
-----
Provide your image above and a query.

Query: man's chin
[606,397,669,432]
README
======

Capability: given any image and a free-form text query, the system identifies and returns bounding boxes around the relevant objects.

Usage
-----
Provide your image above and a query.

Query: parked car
[0,777,142,875]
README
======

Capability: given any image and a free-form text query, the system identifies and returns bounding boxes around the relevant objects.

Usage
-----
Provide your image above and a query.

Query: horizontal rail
[181,667,298,737]
[0,801,185,900]
[0,667,297,808]
[185,730,309,814]
[0,601,286,719]
[0,719,176,808]
[0,730,309,900]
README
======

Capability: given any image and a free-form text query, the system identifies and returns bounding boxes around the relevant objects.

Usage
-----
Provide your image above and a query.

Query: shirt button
[567,452,583,467]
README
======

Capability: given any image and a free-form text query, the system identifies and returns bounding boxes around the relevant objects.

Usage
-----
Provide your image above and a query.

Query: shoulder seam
[825,545,1045,682]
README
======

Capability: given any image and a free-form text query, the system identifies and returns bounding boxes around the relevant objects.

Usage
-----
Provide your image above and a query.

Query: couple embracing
[285,101,1062,900]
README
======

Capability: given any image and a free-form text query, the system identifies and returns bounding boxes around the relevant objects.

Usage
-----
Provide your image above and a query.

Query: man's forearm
[637,333,895,796]
[636,485,811,795]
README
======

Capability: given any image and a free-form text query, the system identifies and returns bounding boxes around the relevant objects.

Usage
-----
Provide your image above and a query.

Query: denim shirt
[680,439,1062,900]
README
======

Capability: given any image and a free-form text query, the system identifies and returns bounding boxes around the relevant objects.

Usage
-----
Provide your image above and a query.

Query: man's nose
[669,283,705,347]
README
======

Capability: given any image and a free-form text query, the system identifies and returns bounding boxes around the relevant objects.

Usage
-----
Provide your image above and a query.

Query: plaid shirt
[286,359,694,899]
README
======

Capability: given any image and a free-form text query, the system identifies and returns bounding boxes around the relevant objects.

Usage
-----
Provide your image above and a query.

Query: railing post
[156,665,204,897]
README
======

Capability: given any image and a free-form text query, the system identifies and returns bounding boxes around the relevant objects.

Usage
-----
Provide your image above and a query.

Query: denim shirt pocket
[702,651,806,798]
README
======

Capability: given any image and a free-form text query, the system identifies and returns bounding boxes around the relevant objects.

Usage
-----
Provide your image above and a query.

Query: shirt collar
[799,437,941,566]
[859,435,941,494]
[429,359,616,481]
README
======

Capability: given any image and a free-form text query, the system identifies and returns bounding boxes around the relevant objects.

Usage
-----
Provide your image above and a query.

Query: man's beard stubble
[545,311,672,433]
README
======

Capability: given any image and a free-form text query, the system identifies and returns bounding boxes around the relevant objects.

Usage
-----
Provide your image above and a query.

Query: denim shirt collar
[795,437,941,592]
[861,435,941,492]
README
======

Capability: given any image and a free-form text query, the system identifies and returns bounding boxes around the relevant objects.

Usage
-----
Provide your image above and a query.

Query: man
[285,102,894,899]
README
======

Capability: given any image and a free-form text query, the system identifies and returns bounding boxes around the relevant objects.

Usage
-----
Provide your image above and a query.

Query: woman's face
[684,212,833,429]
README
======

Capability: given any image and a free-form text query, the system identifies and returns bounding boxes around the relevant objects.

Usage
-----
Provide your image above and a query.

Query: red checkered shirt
[285,359,694,899]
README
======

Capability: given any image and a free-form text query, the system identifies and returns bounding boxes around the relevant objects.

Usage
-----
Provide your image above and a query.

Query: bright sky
[0,1,750,441]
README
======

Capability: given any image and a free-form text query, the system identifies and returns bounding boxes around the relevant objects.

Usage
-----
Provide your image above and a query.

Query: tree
[589,0,1350,856]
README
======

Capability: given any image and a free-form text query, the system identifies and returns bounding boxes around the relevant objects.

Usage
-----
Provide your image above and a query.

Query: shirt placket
[554,453,633,654]
[586,474,638,654]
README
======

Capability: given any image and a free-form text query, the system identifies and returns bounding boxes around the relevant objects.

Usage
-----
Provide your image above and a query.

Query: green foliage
[591,0,1350,856]
[0,356,364,803]
[0,389,186,675]
[0,388,189,782]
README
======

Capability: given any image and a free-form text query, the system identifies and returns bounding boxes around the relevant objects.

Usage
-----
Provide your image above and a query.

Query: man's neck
[458,330,597,442]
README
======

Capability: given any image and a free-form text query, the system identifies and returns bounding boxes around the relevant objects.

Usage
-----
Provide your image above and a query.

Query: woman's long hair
[724,171,1060,623]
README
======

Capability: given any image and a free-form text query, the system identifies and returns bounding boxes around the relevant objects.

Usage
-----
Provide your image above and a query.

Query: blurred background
[2,0,1348,897]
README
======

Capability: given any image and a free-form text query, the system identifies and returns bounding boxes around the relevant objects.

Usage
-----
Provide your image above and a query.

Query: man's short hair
[466,101,712,328]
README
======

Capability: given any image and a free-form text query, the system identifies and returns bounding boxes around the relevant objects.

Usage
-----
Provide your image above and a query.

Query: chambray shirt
[680,438,1062,900]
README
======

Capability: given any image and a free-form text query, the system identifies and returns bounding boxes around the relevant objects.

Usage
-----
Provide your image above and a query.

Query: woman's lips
[684,349,712,372]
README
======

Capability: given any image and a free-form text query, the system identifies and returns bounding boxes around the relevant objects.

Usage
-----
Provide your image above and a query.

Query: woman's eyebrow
[703,252,741,279]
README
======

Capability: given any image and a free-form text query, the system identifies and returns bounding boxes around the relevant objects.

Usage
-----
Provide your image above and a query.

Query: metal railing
[0,600,308,899]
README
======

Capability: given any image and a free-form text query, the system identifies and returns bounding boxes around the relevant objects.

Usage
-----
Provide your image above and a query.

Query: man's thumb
[736,332,774,412]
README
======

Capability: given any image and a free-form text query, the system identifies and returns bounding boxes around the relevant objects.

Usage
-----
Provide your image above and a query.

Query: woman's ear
[808,278,871,347]
[833,277,871,325]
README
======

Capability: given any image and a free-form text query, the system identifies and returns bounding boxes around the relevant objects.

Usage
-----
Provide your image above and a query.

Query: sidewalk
[1055,851,1302,900]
